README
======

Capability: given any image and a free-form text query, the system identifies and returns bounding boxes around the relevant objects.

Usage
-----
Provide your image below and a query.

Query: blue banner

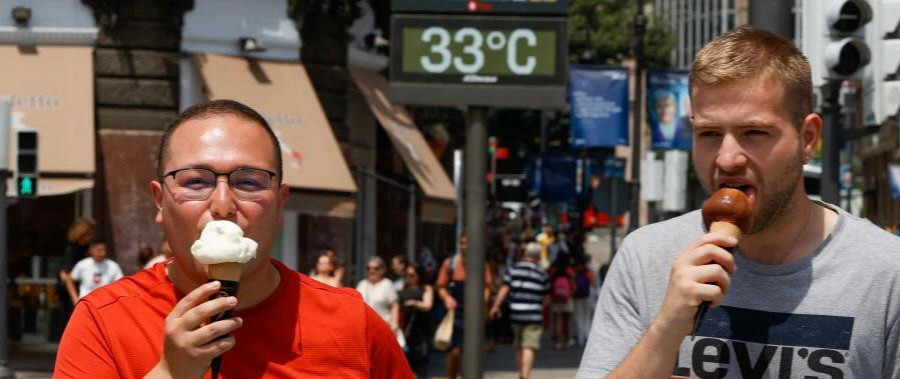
[889,164,900,198]
[540,155,578,203]
[569,65,629,148]
[647,68,692,150]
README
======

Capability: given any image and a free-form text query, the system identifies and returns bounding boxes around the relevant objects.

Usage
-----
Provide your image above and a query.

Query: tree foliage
[569,0,676,67]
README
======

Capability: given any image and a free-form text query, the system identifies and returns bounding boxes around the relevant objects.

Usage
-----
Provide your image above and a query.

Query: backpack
[573,270,591,299]
[551,275,572,303]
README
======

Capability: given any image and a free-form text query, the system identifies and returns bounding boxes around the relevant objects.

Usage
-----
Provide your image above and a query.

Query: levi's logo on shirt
[671,306,853,379]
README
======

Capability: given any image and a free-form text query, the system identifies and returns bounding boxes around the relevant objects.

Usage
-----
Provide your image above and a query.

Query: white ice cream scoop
[190,220,258,265]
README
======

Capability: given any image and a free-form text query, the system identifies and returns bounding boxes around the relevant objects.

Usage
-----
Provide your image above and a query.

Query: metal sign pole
[628,0,646,233]
[0,101,14,378]
[462,106,487,379]
[453,149,463,255]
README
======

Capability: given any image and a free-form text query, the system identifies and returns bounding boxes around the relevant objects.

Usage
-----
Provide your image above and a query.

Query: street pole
[628,0,646,233]
[407,189,416,264]
[0,100,13,379]
[609,177,618,256]
[453,149,463,255]
[463,106,487,379]
[821,80,842,205]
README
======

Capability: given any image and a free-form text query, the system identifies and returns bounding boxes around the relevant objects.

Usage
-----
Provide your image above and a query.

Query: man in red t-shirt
[55,99,412,378]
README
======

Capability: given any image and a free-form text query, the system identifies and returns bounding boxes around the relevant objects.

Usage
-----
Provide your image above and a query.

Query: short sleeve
[55,301,120,378]
[69,260,85,282]
[436,258,450,287]
[112,262,124,281]
[576,237,647,378]
[384,280,398,304]
[502,266,512,286]
[365,305,413,378]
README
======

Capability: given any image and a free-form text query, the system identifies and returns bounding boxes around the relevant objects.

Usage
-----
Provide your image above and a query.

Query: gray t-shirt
[578,202,900,378]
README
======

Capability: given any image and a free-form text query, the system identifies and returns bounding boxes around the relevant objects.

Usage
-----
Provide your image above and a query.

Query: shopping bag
[433,310,454,351]
[396,327,407,352]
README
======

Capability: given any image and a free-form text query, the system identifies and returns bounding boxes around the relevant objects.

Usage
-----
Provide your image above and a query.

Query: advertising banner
[540,155,577,203]
[569,65,629,148]
[648,68,692,150]
[889,164,900,198]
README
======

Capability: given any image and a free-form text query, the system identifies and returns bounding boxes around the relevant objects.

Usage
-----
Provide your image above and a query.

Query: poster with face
[648,68,692,150]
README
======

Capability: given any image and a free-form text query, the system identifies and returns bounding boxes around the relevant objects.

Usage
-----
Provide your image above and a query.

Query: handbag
[395,326,407,352]
[433,309,454,351]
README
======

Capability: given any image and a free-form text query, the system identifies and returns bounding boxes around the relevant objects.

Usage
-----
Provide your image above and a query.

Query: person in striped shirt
[490,242,549,379]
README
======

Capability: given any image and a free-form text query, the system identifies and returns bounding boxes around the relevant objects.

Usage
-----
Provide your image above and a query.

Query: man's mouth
[717,181,757,208]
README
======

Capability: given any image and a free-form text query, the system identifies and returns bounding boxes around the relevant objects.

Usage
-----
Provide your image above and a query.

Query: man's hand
[653,233,737,337]
[145,281,242,379]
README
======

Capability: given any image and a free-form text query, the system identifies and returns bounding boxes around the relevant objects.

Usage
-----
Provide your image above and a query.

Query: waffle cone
[208,262,243,282]
[710,221,742,240]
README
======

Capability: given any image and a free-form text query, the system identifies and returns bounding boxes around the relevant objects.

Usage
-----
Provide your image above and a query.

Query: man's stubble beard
[746,148,805,235]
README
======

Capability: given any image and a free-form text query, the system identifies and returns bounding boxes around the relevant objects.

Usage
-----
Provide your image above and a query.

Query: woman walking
[356,256,401,335]
[398,264,433,378]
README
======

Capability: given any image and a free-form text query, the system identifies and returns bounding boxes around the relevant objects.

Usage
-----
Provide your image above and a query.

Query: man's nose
[715,133,747,173]
[209,178,237,218]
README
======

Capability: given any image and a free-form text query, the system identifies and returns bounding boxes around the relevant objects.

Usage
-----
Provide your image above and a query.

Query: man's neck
[737,193,838,265]
[167,259,281,311]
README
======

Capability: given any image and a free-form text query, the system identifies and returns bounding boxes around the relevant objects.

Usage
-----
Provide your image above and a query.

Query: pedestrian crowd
[301,207,605,379]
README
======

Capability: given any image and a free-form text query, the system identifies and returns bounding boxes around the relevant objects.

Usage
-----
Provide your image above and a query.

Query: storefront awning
[284,190,356,218]
[421,199,455,224]
[0,45,95,197]
[350,67,456,206]
[192,53,357,196]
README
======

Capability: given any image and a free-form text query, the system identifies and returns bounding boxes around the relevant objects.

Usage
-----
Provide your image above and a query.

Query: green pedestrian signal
[17,175,36,197]
[16,129,39,198]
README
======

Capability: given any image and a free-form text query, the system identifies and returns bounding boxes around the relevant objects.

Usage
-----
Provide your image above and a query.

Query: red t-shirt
[55,259,412,378]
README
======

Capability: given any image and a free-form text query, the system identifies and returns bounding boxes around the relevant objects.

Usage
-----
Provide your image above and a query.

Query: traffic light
[865,0,900,126]
[824,0,872,79]
[488,136,497,155]
[16,129,38,197]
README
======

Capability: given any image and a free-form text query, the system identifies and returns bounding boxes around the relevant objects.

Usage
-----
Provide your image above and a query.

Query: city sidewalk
[427,332,584,379]
[8,342,54,379]
[8,331,586,378]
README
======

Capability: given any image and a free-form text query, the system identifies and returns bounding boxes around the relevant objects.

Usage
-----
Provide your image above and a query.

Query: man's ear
[277,184,289,227]
[150,180,164,225]
[801,113,823,160]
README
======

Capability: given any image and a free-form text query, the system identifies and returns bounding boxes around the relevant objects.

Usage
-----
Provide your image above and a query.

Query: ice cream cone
[208,262,243,282]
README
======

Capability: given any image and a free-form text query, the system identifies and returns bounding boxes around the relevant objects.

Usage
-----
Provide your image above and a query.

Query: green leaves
[568,0,676,67]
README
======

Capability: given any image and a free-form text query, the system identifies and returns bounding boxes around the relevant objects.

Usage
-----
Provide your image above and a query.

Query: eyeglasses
[367,265,381,271]
[160,167,278,201]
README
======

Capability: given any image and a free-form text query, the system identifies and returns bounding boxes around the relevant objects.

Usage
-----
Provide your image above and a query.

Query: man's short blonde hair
[690,26,812,127]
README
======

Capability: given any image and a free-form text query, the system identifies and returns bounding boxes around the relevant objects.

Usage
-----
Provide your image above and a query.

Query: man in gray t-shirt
[579,205,900,378]
[578,26,900,379]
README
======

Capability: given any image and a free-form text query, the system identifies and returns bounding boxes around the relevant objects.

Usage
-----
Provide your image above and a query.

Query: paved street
[9,331,584,378]
[428,332,583,379]
[8,342,54,379]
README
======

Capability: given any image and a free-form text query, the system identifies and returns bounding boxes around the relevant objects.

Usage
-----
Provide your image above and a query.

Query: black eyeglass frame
[158,167,280,200]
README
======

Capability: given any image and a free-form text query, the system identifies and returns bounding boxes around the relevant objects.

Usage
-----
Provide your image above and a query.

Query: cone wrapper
[207,262,241,328]
[208,262,243,282]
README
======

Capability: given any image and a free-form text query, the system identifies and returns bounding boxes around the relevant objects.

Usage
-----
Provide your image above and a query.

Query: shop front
[349,67,456,273]
[180,0,359,276]
[0,0,98,343]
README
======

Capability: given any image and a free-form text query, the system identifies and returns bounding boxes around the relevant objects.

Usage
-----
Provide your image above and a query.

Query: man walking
[490,242,548,379]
